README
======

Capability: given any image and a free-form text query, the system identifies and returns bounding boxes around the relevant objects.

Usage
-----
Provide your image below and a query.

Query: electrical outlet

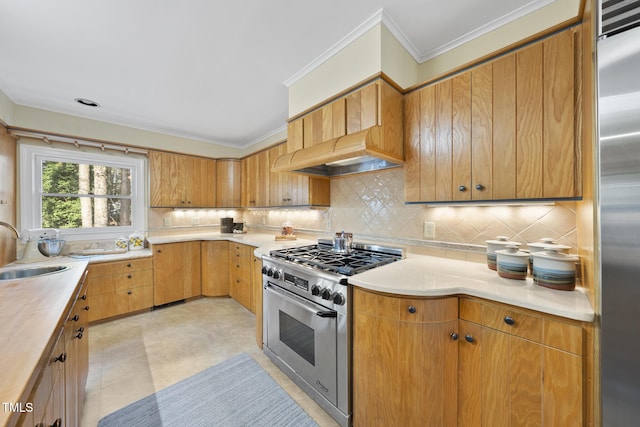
[164,217,171,226]
[191,217,200,225]
[423,222,435,239]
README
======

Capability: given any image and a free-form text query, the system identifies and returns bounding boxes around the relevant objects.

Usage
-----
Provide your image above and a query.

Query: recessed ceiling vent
[601,0,640,37]
[75,98,100,107]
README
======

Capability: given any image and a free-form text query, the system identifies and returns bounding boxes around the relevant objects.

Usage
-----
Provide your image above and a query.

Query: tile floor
[81,297,339,427]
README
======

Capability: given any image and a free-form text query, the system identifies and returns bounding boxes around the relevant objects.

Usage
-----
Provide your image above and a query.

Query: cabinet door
[268,144,290,206]
[189,157,216,207]
[216,160,241,207]
[452,73,472,201]
[286,119,304,153]
[492,53,517,200]
[353,289,458,427]
[471,63,493,200]
[254,150,269,207]
[201,240,229,296]
[153,242,200,305]
[347,81,379,134]
[149,151,163,207]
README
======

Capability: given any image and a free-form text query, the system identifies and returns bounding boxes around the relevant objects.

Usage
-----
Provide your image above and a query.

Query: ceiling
[0,0,555,149]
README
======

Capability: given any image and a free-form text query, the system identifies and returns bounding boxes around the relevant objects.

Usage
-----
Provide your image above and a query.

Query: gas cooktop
[269,239,403,276]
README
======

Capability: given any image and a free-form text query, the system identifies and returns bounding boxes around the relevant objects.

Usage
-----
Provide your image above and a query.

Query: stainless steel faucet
[0,221,22,240]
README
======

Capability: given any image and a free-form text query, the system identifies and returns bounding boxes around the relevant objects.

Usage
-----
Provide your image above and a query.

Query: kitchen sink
[0,265,70,281]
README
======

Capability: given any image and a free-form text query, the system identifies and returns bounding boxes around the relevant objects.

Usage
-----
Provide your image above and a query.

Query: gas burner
[269,240,403,276]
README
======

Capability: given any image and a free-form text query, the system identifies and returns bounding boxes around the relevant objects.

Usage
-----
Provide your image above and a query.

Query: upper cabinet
[241,143,330,208]
[216,159,242,208]
[149,151,240,208]
[149,151,217,208]
[404,26,581,203]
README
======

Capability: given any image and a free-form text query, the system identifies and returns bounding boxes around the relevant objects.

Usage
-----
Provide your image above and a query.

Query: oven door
[264,281,338,405]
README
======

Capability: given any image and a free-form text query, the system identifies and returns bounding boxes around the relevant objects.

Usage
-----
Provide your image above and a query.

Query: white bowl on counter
[531,248,579,291]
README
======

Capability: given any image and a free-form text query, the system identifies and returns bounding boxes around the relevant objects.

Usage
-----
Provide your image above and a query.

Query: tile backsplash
[151,168,576,256]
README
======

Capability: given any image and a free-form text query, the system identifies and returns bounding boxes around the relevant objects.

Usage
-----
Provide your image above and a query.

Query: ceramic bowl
[495,245,529,280]
[485,236,520,271]
[531,248,579,291]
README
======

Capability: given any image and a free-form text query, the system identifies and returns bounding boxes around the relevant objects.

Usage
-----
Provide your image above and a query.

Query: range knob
[332,292,346,305]
[261,266,268,275]
[311,285,321,296]
[272,269,282,280]
[321,288,332,300]
[267,268,274,277]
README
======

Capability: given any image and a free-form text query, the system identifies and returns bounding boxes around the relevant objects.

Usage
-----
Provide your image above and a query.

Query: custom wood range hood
[271,126,403,177]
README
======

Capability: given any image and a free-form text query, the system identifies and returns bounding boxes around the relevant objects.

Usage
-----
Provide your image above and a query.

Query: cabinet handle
[55,352,67,363]
[51,418,63,427]
[475,184,484,191]
[75,331,84,339]
[71,314,80,322]
[127,290,132,295]
[81,294,87,300]
[464,334,475,343]
[407,306,417,314]
[127,263,132,268]
[458,185,467,192]
[127,274,132,279]
[504,316,515,326]
[450,332,459,341]
[84,306,90,311]
[156,249,162,253]
[77,326,85,333]
[236,279,240,284]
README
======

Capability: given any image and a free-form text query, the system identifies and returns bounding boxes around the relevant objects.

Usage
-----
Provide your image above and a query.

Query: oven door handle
[265,282,338,319]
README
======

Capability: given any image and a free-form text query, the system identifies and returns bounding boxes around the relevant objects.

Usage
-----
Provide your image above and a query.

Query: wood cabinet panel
[201,240,229,296]
[287,119,304,153]
[492,53,517,200]
[458,297,584,427]
[452,73,472,201]
[403,90,421,202]
[436,79,453,201]
[216,159,241,207]
[253,256,263,347]
[471,63,493,200]
[516,43,544,198]
[153,242,201,305]
[149,151,217,208]
[353,288,458,427]
[543,28,576,198]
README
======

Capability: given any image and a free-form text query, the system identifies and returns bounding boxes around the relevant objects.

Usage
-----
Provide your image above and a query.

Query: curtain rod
[9,129,148,155]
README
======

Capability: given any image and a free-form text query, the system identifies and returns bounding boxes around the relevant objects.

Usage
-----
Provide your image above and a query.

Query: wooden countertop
[0,258,88,427]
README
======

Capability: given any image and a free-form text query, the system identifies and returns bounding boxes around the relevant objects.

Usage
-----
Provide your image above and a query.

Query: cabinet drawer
[353,288,457,323]
[482,303,542,342]
[119,285,153,313]
[543,318,583,355]
[87,275,115,296]
[89,258,152,277]
[114,270,153,291]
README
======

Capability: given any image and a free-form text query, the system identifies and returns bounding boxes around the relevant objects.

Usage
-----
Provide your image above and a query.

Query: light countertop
[0,257,89,426]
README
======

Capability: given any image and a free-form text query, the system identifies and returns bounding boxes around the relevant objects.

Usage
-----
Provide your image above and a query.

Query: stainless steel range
[262,238,403,427]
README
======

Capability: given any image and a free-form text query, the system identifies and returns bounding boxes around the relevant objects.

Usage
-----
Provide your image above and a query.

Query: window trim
[20,143,146,241]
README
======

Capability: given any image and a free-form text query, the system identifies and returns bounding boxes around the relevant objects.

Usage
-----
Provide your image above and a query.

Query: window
[20,144,146,240]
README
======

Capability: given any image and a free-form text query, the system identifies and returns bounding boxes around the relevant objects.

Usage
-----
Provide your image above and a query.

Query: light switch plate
[423,222,435,239]
[164,217,171,226]
[191,217,200,225]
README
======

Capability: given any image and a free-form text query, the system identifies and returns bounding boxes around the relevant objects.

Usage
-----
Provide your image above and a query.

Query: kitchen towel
[97,352,319,427]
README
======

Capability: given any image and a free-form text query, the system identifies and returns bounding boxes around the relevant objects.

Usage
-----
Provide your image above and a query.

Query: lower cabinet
[457,298,583,427]
[228,243,254,311]
[253,255,263,348]
[201,240,230,296]
[19,271,89,427]
[87,258,153,322]
[352,287,459,427]
[153,242,201,306]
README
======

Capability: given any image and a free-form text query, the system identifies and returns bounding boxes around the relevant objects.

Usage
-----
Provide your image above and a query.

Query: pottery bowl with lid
[485,236,521,271]
[531,248,579,291]
[527,238,571,272]
[496,244,529,280]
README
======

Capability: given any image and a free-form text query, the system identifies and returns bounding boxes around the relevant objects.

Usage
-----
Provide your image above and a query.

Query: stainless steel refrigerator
[598,2,640,425]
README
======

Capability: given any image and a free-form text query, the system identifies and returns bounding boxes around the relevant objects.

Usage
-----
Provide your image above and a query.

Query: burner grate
[270,243,402,276]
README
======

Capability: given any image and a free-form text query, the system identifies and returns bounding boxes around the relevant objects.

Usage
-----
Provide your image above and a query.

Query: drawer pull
[55,352,67,363]
[127,290,132,295]
[504,316,515,326]
[84,306,90,311]
[52,418,62,427]
[127,274,132,279]
[71,314,80,322]
[450,332,459,341]
[407,306,417,314]
[127,263,132,267]
[458,185,467,192]
[475,184,485,191]
[464,334,475,343]
[81,294,87,300]
[75,331,83,339]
